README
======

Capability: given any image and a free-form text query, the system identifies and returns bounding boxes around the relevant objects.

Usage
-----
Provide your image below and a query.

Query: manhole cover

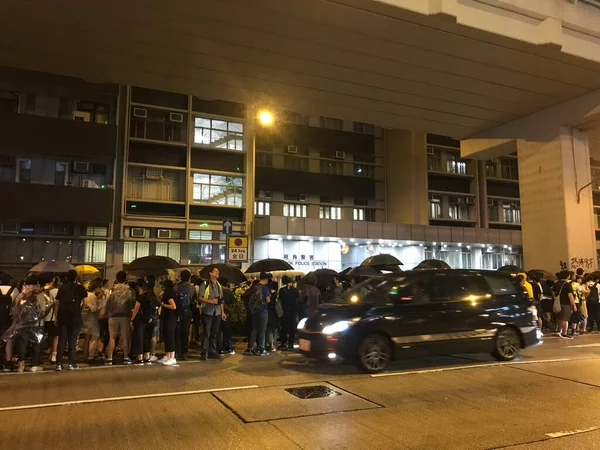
[285,385,341,399]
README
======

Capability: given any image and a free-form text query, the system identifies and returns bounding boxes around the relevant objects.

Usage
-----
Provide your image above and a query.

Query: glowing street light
[257,110,274,126]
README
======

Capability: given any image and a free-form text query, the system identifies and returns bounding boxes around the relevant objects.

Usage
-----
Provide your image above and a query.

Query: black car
[297,270,541,373]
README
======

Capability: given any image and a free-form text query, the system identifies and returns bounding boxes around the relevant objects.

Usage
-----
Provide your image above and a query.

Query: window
[55,162,68,186]
[319,116,343,130]
[483,252,504,270]
[319,151,343,175]
[448,196,470,220]
[16,158,31,183]
[75,101,110,124]
[194,117,243,150]
[254,200,271,216]
[256,150,273,167]
[446,153,467,175]
[283,203,307,218]
[192,173,244,207]
[503,201,521,223]
[352,122,375,135]
[483,275,519,296]
[353,154,375,178]
[283,111,310,125]
[595,207,600,230]
[123,241,150,263]
[320,206,341,220]
[501,159,519,180]
[488,200,499,222]
[189,230,213,240]
[84,240,107,263]
[429,194,442,219]
[461,249,473,269]
[0,90,18,114]
[283,155,309,172]
[485,160,498,177]
[189,243,213,264]
[427,147,442,172]
[25,95,60,118]
[156,242,180,261]
[353,208,364,221]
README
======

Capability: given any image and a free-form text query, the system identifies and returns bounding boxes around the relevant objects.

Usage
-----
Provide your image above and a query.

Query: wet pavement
[3,333,600,449]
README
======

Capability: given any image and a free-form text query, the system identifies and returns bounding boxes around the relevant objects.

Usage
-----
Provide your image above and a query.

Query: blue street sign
[222,219,233,235]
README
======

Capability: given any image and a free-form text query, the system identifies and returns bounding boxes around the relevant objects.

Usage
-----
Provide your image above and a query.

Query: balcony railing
[126,177,183,202]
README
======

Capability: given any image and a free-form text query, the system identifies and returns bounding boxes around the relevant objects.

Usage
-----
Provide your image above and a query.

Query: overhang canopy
[2,0,600,138]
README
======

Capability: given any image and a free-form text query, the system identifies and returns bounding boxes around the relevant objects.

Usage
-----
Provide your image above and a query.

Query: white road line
[564,343,600,348]
[371,358,573,378]
[0,385,259,412]
[546,426,599,438]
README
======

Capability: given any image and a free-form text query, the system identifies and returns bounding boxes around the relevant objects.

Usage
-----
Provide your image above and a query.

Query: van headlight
[297,318,308,330]
[322,320,350,335]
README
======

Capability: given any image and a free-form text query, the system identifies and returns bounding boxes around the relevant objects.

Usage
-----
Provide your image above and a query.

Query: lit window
[503,202,521,223]
[124,241,149,264]
[320,206,341,220]
[84,240,107,263]
[254,201,271,216]
[194,117,243,150]
[446,153,467,175]
[283,203,306,218]
[156,242,180,261]
[189,243,213,264]
[353,208,365,221]
[429,195,442,219]
[192,173,244,207]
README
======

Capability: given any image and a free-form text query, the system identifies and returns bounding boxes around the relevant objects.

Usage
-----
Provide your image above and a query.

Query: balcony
[1,181,113,223]
[0,112,117,159]
[126,166,185,203]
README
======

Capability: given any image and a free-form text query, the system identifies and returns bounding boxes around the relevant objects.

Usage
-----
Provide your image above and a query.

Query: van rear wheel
[493,327,521,361]
[356,334,391,373]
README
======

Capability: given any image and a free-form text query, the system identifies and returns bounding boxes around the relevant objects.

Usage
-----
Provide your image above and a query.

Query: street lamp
[257,110,274,126]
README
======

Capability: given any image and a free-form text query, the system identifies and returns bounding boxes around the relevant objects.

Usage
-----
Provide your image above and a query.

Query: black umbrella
[127,255,180,272]
[528,269,556,281]
[30,261,75,273]
[301,268,339,291]
[414,259,451,270]
[245,258,294,273]
[199,264,247,285]
[360,254,403,268]
[498,265,523,274]
[344,266,382,279]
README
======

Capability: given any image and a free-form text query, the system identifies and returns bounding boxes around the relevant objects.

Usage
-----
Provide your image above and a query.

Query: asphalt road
[3,334,600,449]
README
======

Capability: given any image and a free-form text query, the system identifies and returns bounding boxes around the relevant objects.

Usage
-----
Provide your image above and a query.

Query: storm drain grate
[285,385,341,399]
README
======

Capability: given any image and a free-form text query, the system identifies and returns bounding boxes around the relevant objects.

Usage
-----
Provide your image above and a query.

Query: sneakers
[157,356,169,364]
[17,361,25,373]
[55,364,63,372]
[243,348,253,356]
[161,358,177,366]
[149,355,158,362]
[28,366,43,373]
[123,358,132,365]
[132,359,145,366]
[104,359,113,366]
[143,359,153,365]
[50,353,57,363]
[258,349,269,356]
[226,349,236,355]
[68,364,79,370]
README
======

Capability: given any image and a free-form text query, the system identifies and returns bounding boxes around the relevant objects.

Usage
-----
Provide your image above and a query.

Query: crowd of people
[0,267,325,373]
[520,268,600,339]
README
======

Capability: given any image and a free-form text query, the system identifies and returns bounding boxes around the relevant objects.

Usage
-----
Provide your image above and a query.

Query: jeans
[175,317,192,357]
[16,334,41,366]
[131,321,153,356]
[202,313,221,356]
[266,325,278,349]
[280,313,297,347]
[57,323,81,366]
[217,318,233,352]
[249,311,268,351]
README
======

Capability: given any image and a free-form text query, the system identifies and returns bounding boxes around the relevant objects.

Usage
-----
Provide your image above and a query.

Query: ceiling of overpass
[2,0,600,139]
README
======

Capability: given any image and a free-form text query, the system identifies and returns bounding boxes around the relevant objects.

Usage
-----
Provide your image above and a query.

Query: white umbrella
[30,261,76,273]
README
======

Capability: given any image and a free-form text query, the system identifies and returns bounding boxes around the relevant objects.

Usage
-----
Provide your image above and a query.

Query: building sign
[227,236,248,262]
[283,253,327,269]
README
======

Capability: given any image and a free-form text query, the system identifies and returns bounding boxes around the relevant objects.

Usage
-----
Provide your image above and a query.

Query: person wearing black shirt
[278,276,300,350]
[130,283,159,365]
[553,271,577,339]
[159,280,178,366]
[55,270,88,370]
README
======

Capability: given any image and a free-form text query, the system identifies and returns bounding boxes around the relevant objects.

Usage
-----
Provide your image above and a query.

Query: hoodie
[104,283,135,318]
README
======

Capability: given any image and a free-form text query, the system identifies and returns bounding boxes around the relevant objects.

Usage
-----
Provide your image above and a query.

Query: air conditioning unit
[130,227,146,238]
[133,107,147,118]
[157,229,172,239]
[169,112,184,123]
[145,167,163,180]
[262,191,272,199]
[287,145,298,154]
[73,111,91,122]
[72,161,90,173]
[49,224,69,235]
[0,155,13,167]
[82,179,96,188]
[465,197,475,204]
[299,194,308,202]
[335,151,345,159]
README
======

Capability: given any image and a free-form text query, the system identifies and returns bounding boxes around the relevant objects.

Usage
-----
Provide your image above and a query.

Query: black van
[297,270,541,373]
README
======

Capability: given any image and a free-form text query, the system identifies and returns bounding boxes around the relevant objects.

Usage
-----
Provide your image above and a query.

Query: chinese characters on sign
[283,254,327,268]
[559,257,595,272]
[227,236,248,262]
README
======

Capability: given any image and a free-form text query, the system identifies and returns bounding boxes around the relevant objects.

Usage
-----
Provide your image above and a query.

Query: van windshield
[331,277,406,305]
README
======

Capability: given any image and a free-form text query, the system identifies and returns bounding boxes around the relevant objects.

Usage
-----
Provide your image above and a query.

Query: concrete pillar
[517,127,597,273]
[385,129,428,225]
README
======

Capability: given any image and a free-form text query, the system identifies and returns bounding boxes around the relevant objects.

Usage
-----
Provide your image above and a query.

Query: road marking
[564,343,600,348]
[546,426,599,438]
[371,358,572,378]
[0,385,259,412]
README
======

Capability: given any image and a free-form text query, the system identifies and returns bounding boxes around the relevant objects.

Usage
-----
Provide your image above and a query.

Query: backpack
[140,295,159,325]
[174,283,193,320]
[0,287,14,329]
[588,283,599,304]
[246,285,266,314]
